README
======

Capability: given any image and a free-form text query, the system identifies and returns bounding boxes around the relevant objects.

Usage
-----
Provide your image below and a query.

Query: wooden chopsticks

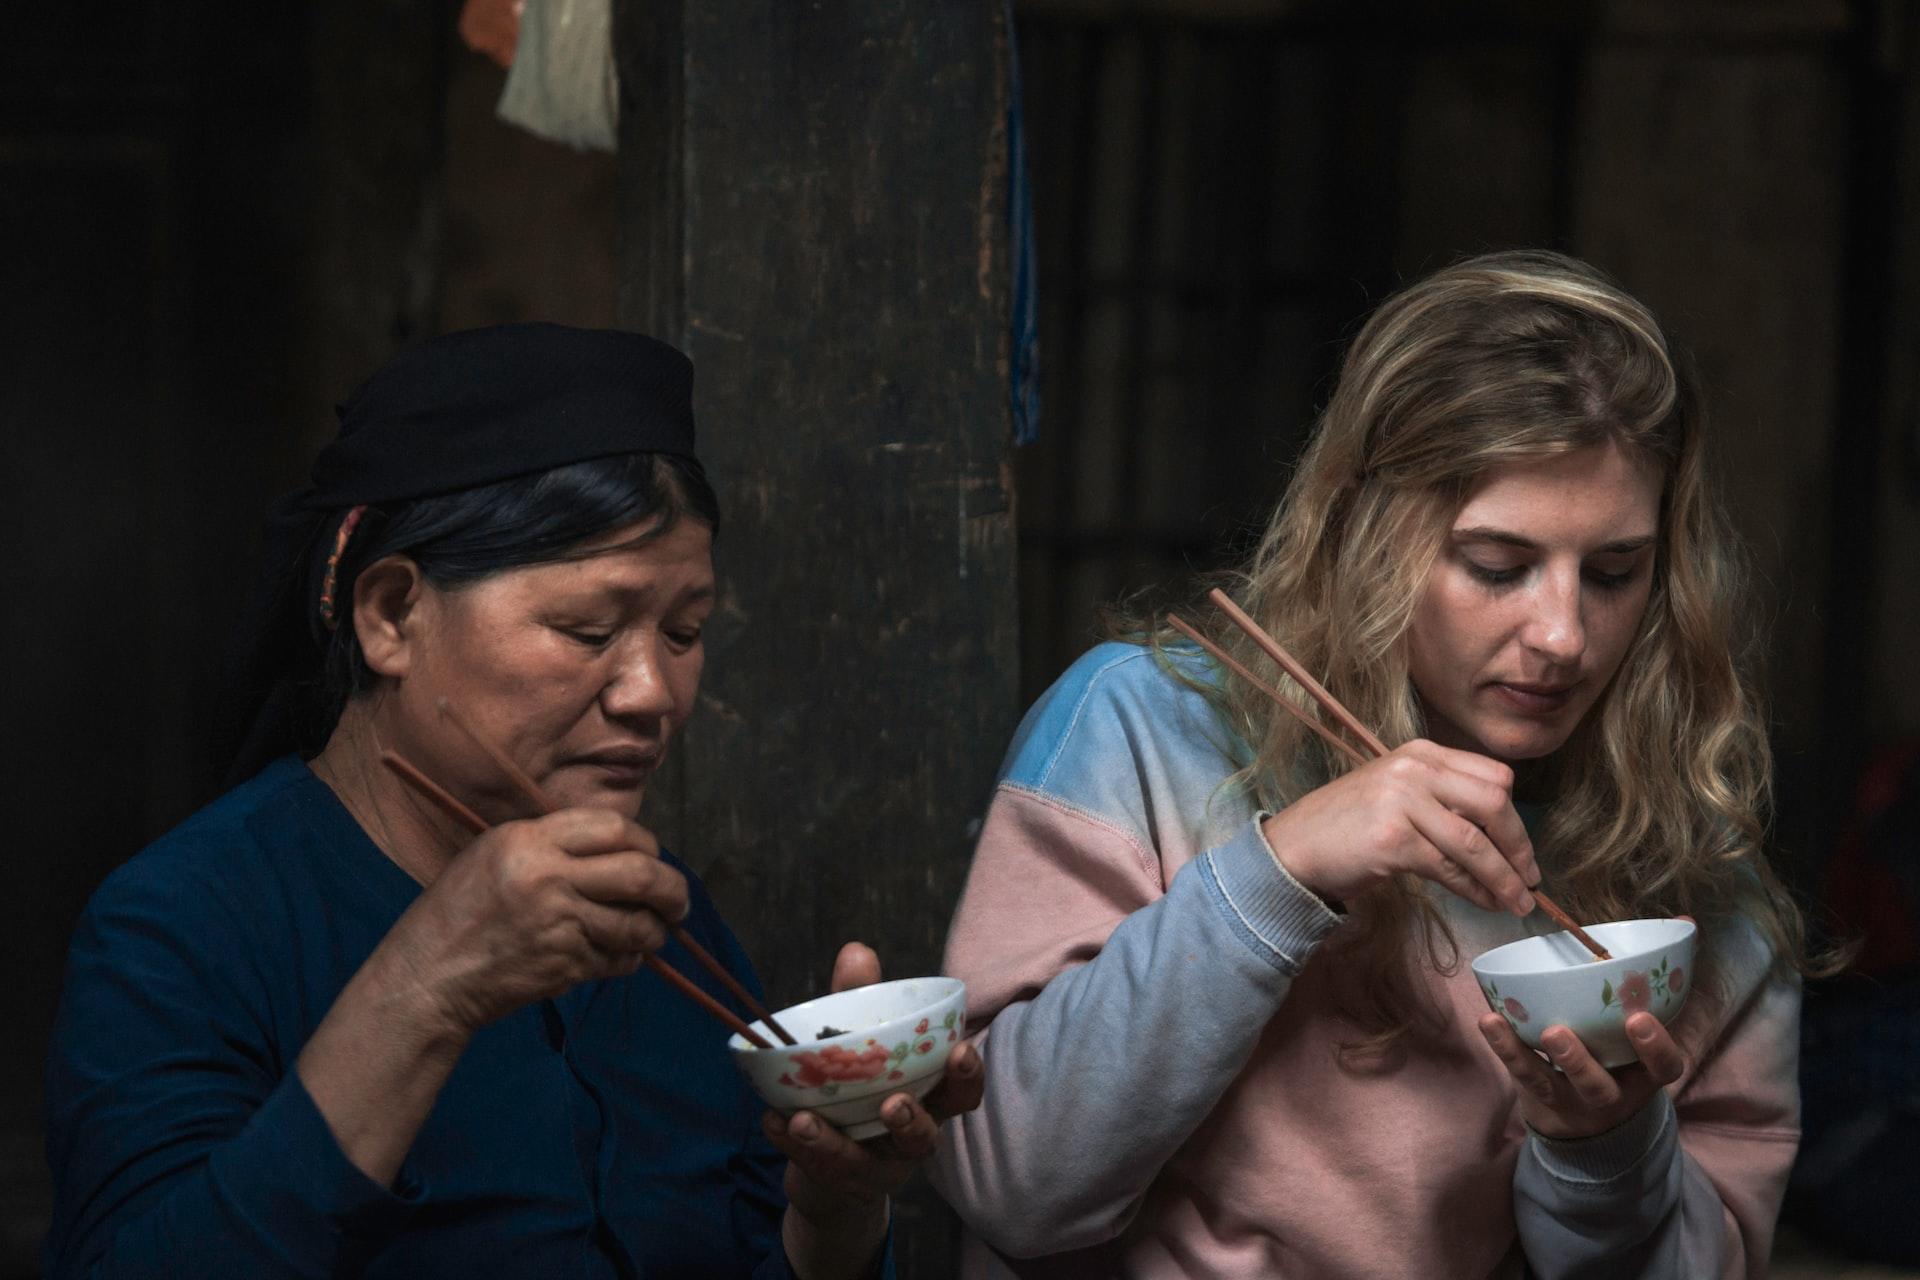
[1181,587,1613,962]
[378,711,797,1048]
[1165,616,1368,770]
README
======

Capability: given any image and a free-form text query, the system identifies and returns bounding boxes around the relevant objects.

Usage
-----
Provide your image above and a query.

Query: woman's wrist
[319,928,480,1073]
[1258,812,1345,912]
[1527,1091,1674,1175]
[780,1196,888,1280]
[365,905,488,1047]
[295,939,474,1188]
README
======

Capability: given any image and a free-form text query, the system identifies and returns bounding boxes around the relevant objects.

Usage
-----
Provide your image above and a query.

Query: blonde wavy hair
[1159,250,1815,1062]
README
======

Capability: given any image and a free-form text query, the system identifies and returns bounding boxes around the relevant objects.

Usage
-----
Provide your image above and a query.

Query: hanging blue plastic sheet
[1008,0,1042,446]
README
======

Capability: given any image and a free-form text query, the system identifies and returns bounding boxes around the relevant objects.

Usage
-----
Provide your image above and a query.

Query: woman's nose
[1521,574,1586,664]
[601,640,677,720]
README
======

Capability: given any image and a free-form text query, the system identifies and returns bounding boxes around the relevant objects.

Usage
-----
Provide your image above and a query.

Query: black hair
[293,452,719,754]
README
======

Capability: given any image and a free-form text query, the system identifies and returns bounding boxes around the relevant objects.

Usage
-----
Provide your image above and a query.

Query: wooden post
[615,8,1018,1273]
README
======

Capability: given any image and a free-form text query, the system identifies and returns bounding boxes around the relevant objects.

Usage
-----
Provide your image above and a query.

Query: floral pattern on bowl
[776,1010,962,1096]
[1600,955,1683,1015]
[1480,981,1530,1031]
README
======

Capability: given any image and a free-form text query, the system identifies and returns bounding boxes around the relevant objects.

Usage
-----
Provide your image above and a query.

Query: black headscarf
[216,323,702,785]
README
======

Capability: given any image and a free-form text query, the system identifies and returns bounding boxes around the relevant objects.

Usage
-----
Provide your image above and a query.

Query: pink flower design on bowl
[1668,967,1685,993]
[786,1044,890,1089]
[1503,996,1530,1024]
[1617,970,1652,1015]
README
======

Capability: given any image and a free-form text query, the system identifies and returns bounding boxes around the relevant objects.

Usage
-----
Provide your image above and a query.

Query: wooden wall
[614,6,1021,1270]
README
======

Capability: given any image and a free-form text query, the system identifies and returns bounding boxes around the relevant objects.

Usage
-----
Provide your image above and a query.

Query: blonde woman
[931,251,1811,1278]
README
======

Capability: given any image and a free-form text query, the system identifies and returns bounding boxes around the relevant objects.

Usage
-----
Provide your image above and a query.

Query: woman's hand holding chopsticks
[1258,739,1542,917]
[293,807,687,1187]
[381,807,690,1034]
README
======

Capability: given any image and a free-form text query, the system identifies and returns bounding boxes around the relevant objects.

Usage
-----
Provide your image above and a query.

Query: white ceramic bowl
[729,976,967,1140]
[1471,918,1696,1069]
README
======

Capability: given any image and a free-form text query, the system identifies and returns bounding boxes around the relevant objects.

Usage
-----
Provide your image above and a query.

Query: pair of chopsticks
[379,701,799,1049]
[1169,587,1613,962]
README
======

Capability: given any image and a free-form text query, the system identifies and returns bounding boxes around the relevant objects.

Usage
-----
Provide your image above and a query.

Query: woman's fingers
[1408,795,1534,915]
[1540,1027,1625,1109]
[874,1094,940,1160]
[1624,1012,1686,1084]
[1410,752,1537,886]
[542,808,661,858]
[568,850,688,920]
[1478,1014,1560,1104]
[921,1042,985,1121]
[830,942,882,994]
[1411,843,1508,914]
[1483,1014,1684,1140]
[764,1111,891,1201]
[766,1097,941,1190]
[571,898,672,958]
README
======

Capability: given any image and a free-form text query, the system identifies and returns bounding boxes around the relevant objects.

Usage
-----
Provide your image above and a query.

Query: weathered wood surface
[1573,37,1849,868]
[617,7,1018,1274]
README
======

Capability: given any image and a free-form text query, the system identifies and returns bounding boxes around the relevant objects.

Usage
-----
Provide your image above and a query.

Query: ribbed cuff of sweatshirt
[206,1070,427,1260]
[1200,815,1346,975]
[1527,1091,1676,1188]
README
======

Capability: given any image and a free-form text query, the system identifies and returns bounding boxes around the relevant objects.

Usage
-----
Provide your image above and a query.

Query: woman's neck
[309,701,468,886]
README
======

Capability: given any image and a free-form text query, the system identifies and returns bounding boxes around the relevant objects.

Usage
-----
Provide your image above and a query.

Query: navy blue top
[44,757,879,1278]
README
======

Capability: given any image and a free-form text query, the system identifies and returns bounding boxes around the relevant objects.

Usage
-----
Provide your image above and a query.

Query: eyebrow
[1452,527,1658,556]
[553,581,717,607]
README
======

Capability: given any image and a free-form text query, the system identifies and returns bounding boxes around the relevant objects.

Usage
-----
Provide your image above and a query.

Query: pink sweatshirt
[929,643,1800,1278]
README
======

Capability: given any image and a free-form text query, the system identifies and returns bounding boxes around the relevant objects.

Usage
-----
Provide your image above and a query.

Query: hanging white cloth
[496,0,618,153]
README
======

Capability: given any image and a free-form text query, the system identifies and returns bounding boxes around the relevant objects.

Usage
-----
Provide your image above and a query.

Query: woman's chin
[1467,718,1576,764]
[546,775,648,818]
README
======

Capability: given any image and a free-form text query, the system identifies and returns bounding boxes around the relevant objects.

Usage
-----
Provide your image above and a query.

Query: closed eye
[1466,561,1525,589]
[1584,566,1639,591]
[555,626,614,648]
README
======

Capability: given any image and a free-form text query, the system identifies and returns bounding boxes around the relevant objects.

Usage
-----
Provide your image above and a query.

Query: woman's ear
[352,555,427,679]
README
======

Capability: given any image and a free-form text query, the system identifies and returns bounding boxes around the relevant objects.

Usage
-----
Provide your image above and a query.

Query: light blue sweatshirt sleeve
[930,645,1346,1257]
[935,813,1342,1257]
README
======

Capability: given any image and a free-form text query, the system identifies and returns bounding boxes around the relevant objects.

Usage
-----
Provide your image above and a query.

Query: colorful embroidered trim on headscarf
[316,505,368,630]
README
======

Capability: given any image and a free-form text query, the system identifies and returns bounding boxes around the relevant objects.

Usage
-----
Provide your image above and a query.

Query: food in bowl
[730,976,967,1140]
[1470,918,1696,1069]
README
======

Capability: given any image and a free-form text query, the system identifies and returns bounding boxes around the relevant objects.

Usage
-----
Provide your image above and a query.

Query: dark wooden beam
[615,9,1019,1273]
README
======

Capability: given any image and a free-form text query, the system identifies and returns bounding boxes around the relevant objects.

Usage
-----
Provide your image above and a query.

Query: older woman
[932,251,1812,1277]
[43,324,980,1278]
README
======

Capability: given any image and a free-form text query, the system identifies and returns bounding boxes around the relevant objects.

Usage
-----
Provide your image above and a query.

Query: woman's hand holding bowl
[763,943,986,1277]
[386,806,689,1036]
[1477,1009,1686,1139]
[1475,914,1695,1139]
[1259,739,1541,916]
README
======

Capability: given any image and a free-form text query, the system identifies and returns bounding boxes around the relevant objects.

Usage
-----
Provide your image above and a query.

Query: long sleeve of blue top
[43,757,891,1279]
